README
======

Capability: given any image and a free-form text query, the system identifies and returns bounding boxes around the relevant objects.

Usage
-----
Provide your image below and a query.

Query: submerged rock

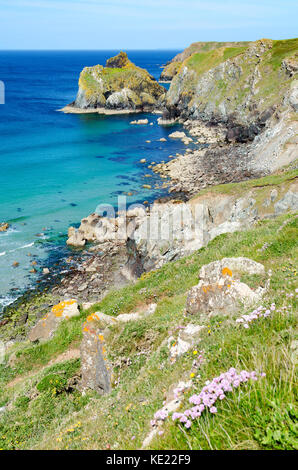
[0,222,9,232]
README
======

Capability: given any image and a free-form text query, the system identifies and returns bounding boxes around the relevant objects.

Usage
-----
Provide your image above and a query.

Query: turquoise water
[0,50,189,310]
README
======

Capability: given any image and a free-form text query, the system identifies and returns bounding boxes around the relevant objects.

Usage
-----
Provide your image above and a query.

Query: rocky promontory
[62,51,166,114]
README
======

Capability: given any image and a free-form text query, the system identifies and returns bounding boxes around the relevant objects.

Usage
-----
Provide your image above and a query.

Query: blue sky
[0,0,297,50]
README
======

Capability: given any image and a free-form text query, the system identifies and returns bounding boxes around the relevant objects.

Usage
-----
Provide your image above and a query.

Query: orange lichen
[222,267,233,277]
[52,299,76,317]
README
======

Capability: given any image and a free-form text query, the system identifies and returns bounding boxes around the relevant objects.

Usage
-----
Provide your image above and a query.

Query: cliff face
[73,51,166,111]
[160,41,250,82]
[164,39,298,129]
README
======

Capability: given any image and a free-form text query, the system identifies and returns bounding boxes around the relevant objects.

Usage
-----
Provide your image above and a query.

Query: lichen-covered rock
[68,51,165,112]
[80,313,113,394]
[186,277,264,317]
[199,257,265,282]
[28,300,79,342]
[186,259,267,316]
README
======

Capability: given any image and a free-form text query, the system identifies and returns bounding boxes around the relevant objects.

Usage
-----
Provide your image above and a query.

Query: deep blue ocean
[0,50,189,310]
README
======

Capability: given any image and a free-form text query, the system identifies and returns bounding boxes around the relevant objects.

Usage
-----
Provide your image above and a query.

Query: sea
[0,50,191,312]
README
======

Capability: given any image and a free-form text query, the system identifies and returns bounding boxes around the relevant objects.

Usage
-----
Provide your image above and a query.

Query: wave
[0,241,35,257]
[0,295,16,313]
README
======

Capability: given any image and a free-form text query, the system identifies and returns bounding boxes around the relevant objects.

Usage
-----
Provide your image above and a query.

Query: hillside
[164,38,298,125]
[160,41,250,82]
[0,170,297,450]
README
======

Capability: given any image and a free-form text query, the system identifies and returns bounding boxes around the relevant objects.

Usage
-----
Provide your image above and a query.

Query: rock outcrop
[81,313,112,394]
[66,178,298,277]
[28,300,80,342]
[186,258,267,317]
[164,39,298,126]
[65,51,166,113]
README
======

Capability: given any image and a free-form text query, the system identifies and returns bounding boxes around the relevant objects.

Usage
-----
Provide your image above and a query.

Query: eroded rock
[81,314,112,394]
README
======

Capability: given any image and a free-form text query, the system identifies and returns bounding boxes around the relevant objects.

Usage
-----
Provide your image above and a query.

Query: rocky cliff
[66,51,166,113]
[163,39,297,127]
[160,41,249,82]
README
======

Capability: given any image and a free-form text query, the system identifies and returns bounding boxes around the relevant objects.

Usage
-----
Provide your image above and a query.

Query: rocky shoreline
[1,38,297,340]
[2,113,297,337]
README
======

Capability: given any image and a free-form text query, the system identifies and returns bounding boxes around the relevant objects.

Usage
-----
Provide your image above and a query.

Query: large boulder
[186,258,267,317]
[199,257,265,282]
[28,300,80,342]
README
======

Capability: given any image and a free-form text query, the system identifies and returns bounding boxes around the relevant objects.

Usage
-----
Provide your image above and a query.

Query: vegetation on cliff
[164,38,298,126]
[160,41,250,82]
[72,51,166,111]
[0,169,297,450]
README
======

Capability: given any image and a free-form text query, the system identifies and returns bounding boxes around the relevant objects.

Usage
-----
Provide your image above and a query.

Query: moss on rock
[73,51,165,111]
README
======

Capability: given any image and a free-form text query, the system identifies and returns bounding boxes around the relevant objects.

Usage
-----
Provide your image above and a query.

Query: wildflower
[190,373,195,378]
[172,412,183,421]
[154,409,168,421]
[172,368,265,429]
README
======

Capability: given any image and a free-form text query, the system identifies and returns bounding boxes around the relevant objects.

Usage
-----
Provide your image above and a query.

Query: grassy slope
[0,172,297,450]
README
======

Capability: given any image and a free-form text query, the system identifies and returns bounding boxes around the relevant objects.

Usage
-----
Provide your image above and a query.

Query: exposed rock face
[67,52,165,112]
[164,39,298,127]
[186,258,267,317]
[66,180,298,277]
[28,300,80,342]
[160,61,181,82]
[106,51,130,69]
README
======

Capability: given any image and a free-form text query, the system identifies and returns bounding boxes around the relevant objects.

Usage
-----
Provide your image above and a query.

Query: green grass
[269,38,298,69]
[0,209,297,450]
[168,37,298,121]
[186,46,248,77]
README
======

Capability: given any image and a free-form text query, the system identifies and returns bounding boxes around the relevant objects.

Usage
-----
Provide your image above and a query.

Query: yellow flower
[190,372,195,378]
[193,350,198,355]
